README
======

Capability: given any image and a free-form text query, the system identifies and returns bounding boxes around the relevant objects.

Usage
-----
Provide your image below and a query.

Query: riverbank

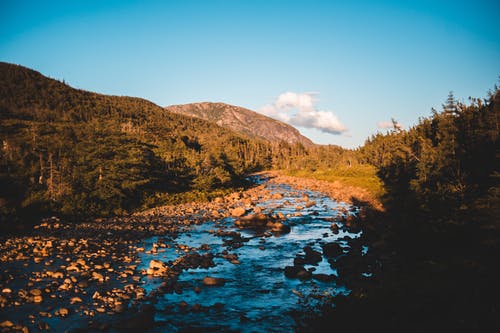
[137,171,383,218]
[266,171,383,211]
[0,172,380,332]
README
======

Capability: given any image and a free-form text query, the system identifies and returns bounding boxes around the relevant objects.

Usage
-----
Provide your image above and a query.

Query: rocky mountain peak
[166,102,314,147]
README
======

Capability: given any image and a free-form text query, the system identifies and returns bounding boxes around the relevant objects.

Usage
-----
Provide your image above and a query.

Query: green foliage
[359,88,500,223]
[0,62,276,222]
[4,61,496,231]
[0,62,353,224]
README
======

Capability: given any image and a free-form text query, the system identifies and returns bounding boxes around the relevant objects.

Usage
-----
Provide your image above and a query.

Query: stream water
[137,178,367,332]
[0,176,370,333]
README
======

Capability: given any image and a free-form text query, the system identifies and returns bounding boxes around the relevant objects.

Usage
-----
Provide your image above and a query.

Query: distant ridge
[166,102,314,147]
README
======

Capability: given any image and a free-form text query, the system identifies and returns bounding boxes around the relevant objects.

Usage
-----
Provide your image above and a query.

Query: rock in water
[322,242,343,257]
[303,246,322,264]
[56,308,69,317]
[330,223,339,234]
[202,276,226,286]
[284,266,312,280]
[235,212,271,228]
[231,207,246,217]
[146,260,171,277]
[266,221,291,233]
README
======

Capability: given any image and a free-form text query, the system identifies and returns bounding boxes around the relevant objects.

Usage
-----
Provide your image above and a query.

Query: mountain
[0,62,347,224]
[166,102,314,147]
[0,62,274,219]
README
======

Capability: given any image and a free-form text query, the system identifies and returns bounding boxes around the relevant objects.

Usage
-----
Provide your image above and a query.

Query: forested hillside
[0,63,262,221]
[0,62,347,225]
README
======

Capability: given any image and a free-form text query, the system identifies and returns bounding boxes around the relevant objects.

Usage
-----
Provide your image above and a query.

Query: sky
[1,0,499,148]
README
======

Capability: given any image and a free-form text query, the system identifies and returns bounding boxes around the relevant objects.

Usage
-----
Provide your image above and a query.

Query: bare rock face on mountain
[166,102,314,147]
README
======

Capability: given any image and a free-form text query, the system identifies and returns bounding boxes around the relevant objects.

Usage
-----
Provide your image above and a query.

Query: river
[0,174,372,333]
[137,176,369,332]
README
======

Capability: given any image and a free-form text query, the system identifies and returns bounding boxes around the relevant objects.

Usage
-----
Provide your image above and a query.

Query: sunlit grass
[287,164,384,198]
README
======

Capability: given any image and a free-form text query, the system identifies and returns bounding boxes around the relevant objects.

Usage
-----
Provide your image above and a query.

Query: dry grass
[287,164,384,199]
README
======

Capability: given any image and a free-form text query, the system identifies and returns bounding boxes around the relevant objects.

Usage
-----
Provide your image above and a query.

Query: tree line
[359,89,499,225]
[0,63,346,224]
[1,62,497,230]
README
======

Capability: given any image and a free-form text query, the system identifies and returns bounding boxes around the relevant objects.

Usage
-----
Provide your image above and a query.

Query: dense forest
[299,88,500,331]
[360,89,499,224]
[0,62,348,226]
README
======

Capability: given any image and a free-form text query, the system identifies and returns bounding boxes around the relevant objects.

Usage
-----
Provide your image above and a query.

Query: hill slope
[166,102,314,147]
[0,62,275,219]
[0,62,348,225]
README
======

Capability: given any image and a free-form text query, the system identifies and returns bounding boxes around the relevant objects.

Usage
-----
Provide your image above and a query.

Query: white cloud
[259,92,347,135]
[259,103,290,122]
[275,92,316,112]
[291,109,347,135]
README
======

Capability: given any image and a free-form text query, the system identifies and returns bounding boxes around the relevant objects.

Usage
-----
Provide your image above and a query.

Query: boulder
[305,201,316,208]
[296,270,312,280]
[213,197,224,204]
[146,260,171,277]
[253,206,262,214]
[322,242,343,258]
[173,252,215,270]
[0,321,14,328]
[230,207,246,217]
[202,276,226,286]
[330,223,339,234]
[239,212,268,222]
[284,266,301,278]
[235,213,275,228]
[303,246,322,264]
[70,297,82,304]
[266,221,291,233]
[29,289,42,296]
[284,266,312,280]
[92,271,104,282]
[344,215,362,233]
[56,307,69,317]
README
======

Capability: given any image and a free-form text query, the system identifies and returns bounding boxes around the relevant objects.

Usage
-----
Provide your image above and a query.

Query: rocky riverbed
[0,172,380,332]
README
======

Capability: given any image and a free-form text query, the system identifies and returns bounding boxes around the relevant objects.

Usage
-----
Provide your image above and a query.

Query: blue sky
[1,0,499,148]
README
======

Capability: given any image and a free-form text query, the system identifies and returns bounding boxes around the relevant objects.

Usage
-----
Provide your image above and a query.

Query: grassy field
[287,164,384,198]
